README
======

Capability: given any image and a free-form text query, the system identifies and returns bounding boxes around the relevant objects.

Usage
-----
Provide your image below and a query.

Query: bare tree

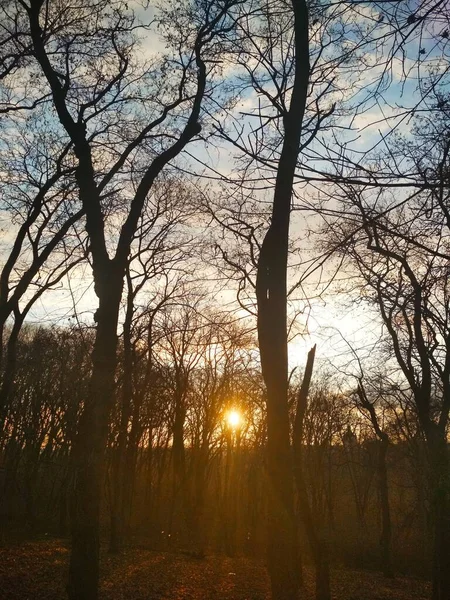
[327,107,450,597]
[354,379,393,577]
[252,2,309,597]
[3,1,242,597]
[0,114,86,425]
[108,182,195,553]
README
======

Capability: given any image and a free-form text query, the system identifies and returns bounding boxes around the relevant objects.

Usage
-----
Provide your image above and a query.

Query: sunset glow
[226,409,241,429]
[1,1,446,597]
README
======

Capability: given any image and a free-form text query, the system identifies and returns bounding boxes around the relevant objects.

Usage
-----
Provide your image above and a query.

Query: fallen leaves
[0,539,430,600]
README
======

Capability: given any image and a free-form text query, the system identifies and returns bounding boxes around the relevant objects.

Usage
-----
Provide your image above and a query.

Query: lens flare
[227,409,241,429]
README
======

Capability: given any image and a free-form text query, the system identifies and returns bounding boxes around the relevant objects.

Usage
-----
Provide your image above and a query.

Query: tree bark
[169,386,187,541]
[23,2,247,597]
[293,345,331,600]
[172,392,187,485]
[315,543,331,600]
[109,283,134,554]
[255,2,309,597]
[0,310,25,432]
[377,437,393,578]
[356,384,393,578]
[189,445,208,557]
[67,277,123,600]
[428,428,450,600]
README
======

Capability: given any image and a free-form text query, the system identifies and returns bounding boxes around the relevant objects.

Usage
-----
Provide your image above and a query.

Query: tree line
[0,318,440,578]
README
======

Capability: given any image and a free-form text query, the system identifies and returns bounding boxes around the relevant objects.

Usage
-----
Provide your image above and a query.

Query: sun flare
[226,409,241,429]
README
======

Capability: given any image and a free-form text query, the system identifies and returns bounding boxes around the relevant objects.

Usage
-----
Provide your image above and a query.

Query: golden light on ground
[226,409,242,429]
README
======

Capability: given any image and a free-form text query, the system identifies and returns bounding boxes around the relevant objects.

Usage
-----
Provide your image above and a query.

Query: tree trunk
[428,429,450,600]
[255,1,309,598]
[59,475,69,537]
[315,540,330,600]
[67,279,122,600]
[377,437,393,578]
[23,443,41,535]
[293,346,330,600]
[121,396,144,536]
[109,291,134,554]
[169,389,187,542]
[224,430,239,557]
[172,395,186,485]
[189,445,208,557]
[0,311,26,432]
[265,411,299,600]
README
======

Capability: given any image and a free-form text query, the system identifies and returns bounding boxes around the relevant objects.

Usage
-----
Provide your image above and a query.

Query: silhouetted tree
[328,108,450,598]
[6,1,242,596]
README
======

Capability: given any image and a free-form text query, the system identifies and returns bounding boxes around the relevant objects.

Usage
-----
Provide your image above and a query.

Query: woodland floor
[0,538,431,600]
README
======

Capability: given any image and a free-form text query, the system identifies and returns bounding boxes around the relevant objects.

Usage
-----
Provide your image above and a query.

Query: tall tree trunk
[168,392,186,541]
[121,405,141,537]
[223,429,238,557]
[67,278,123,600]
[356,384,393,579]
[221,430,232,554]
[315,542,331,600]
[59,473,69,537]
[0,309,26,432]
[377,437,393,578]
[255,3,309,597]
[293,346,331,600]
[24,2,230,594]
[172,393,187,486]
[428,427,450,600]
[109,282,134,554]
[189,444,208,557]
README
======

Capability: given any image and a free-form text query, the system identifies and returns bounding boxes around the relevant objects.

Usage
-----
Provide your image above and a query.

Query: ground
[0,539,431,600]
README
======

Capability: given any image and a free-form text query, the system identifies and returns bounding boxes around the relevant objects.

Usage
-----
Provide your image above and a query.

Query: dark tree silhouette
[328,110,450,598]
[5,1,242,597]
[254,1,309,597]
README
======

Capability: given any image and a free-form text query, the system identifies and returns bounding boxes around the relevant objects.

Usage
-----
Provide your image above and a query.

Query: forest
[0,0,449,599]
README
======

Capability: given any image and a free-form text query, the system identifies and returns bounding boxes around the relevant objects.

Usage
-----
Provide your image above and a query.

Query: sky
[2,0,449,378]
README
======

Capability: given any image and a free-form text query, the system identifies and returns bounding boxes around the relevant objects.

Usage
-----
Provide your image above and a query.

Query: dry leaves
[0,539,430,600]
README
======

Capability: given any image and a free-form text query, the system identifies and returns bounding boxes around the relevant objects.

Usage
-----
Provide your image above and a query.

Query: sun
[226,409,241,429]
